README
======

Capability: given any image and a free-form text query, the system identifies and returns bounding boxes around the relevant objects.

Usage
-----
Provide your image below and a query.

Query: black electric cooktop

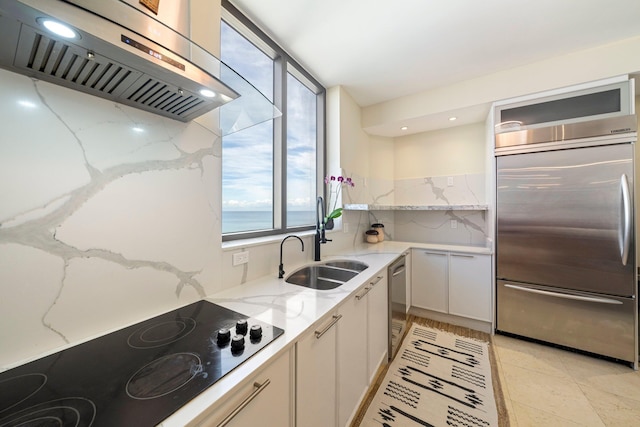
[0,300,284,426]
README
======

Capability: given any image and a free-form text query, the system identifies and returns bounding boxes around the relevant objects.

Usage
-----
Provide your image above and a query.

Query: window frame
[221,1,325,242]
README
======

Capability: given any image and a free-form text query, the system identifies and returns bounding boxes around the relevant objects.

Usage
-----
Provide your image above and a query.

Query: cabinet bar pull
[504,284,623,305]
[356,286,371,300]
[314,314,342,339]
[451,254,475,258]
[217,379,271,427]
[370,275,384,285]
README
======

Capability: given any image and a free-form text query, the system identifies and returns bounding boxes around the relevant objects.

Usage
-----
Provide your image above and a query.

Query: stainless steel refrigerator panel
[496,280,636,363]
[496,143,635,297]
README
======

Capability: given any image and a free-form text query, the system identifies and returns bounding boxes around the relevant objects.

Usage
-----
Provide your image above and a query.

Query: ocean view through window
[221,3,325,240]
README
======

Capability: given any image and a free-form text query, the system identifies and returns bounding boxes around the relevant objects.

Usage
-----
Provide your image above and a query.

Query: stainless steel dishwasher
[388,254,407,360]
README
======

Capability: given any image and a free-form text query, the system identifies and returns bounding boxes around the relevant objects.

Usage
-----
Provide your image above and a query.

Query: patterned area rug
[359,324,498,427]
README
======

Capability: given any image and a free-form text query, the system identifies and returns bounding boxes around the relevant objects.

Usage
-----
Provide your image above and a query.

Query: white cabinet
[367,273,388,383]
[412,250,448,313]
[337,286,368,427]
[449,253,492,322]
[296,313,340,427]
[296,268,389,427]
[412,249,492,322]
[196,349,293,427]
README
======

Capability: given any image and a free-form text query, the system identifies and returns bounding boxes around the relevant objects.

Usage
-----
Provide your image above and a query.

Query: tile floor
[492,334,640,426]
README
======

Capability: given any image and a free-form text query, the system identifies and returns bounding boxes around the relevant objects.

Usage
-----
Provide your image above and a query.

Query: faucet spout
[279,235,304,278]
[315,196,331,261]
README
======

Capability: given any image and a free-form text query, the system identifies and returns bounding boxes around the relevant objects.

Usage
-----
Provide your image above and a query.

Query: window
[220,3,324,241]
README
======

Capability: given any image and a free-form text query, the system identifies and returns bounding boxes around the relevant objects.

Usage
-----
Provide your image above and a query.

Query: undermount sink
[286,263,366,290]
[322,260,369,272]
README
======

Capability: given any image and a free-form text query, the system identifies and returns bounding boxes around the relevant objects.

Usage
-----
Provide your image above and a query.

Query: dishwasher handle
[391,266,405,277]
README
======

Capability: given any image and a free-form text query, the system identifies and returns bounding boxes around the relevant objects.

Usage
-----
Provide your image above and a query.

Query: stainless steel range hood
[0,0,279,133]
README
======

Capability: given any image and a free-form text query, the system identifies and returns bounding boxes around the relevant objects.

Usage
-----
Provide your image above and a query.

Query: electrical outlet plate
[232,251,249,266]
[447,176,454,186]
[450,219,457,229]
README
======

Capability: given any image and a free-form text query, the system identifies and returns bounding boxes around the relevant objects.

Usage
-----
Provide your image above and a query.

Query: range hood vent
[0,0,280,132]
[17,28,214,121]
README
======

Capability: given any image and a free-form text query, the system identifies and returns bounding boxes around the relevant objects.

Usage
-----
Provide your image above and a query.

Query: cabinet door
[449,253,492,321]
[404,251,412,312]
[296,314,340,427]
[411,250,448,313]
[337,289,368,427]
[197,349,292,427]
[367,272,388,383]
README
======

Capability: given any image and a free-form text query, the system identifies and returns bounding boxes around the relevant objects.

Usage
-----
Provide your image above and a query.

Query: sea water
[222,211,315,233]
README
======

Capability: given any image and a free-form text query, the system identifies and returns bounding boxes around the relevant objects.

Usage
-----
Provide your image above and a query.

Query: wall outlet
[447,176,454,187]
[343,223,349,233]
[450,219,457,229]
[232,251,249,266]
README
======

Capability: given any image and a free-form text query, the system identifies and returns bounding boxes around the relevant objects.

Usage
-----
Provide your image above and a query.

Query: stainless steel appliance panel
[497,143,635,297]
[389,255,407,360]
[497,280,636,362]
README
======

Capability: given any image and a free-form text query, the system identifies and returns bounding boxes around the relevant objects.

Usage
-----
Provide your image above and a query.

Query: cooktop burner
[0,301,284,426]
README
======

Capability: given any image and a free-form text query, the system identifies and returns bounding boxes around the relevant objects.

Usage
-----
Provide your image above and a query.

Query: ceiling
[229,0,640,134]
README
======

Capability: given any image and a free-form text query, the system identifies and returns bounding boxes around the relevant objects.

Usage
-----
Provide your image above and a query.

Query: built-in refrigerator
[495,115,639,367]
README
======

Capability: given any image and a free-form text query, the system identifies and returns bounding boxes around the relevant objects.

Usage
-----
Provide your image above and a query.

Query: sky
[220,21,317,214]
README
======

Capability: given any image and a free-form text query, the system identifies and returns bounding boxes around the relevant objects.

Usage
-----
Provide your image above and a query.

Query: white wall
[394,123,486,178]
[325,87,392,250]
[363,35,640,135]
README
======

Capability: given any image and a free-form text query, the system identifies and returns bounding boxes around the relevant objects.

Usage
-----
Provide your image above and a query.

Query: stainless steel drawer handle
[356,286,371,300]
[451,254,475,258]
[217,379,271,427]
[370,275,384,285]
[314,314,342,339]
[504,284,623,305]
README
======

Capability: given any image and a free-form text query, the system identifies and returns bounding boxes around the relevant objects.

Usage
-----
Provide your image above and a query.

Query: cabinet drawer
[196,350,292,427]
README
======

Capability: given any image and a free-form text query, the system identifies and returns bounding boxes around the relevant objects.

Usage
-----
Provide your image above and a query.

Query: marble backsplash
[394,174,485,206]
[338,171,488,247]
[0,69,225,368]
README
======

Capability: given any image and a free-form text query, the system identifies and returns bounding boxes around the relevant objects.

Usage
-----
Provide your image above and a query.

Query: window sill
[221,229,318,251]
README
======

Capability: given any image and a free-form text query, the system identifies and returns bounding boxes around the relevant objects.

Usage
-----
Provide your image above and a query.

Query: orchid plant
[324,175,355,224]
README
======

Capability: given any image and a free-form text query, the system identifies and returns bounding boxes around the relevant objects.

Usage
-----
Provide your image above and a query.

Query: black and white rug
[360,324,498,427]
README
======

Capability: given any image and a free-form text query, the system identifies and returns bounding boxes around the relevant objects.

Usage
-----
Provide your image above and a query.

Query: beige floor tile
[557,351,640,402]
[500,362,605,427]
[492,346,519,426]
[511,401,594,427]
[503,395,519,427]
[580,383,640,426]
[492,334,570,379]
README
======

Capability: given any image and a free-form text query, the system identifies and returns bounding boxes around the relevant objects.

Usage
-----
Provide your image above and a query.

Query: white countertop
[161,241,491,426]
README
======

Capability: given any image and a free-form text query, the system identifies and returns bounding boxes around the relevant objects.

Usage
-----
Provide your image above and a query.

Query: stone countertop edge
[161,241,493,426]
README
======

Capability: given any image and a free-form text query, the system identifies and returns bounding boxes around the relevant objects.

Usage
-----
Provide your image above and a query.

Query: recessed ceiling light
[449,116,457,121]
[41,19,77,39]
[132,127,144,133]
[400,126,408,131]
[200,89,216,98]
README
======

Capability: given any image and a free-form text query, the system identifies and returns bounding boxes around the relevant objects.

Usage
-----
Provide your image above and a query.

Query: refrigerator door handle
[504,284,623,305]
[619,174,631,266]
